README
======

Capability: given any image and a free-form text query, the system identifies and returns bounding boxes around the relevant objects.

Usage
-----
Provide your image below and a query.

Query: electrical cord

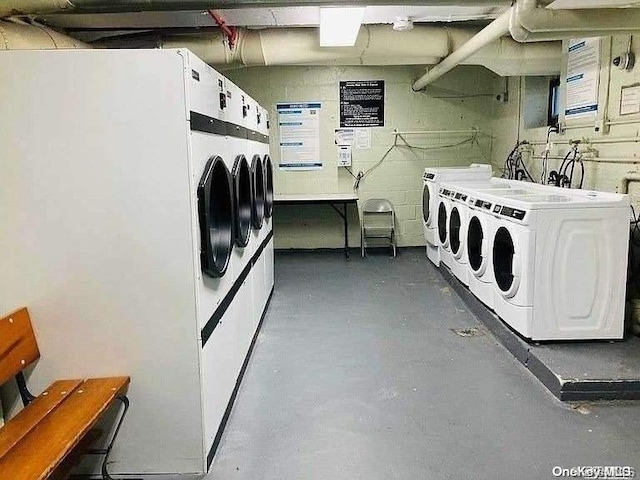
[344,166,358,180]
[548,144,584,189]
[501,140,535,182]
[349,131,480,190]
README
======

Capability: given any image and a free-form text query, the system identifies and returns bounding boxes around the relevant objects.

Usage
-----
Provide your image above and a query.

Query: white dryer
[488,188,629,340]
[0,48,273,476]
[422,164,492,266]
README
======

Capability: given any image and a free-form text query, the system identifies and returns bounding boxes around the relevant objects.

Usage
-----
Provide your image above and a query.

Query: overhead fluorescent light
[319,7,366,47]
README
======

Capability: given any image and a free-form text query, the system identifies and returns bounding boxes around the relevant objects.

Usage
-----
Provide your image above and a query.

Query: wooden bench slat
[0,379,83,458]
[0,307,40,385]
[0,376,130,480]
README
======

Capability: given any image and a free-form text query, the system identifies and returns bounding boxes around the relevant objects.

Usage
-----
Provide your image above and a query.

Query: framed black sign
[340,80,385,127]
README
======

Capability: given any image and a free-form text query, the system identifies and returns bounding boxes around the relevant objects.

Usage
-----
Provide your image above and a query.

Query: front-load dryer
[422,164,492,266]
[488,188,629,340]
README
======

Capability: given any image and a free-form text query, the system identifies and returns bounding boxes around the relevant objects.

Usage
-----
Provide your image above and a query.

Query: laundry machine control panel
[492,204,527,221]
[453,192,468,201]
[499,206,527,220]
[469,198,492,210]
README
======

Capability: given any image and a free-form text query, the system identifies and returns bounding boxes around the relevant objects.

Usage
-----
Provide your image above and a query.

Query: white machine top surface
[424,164,492,181]
[477,188,628,209]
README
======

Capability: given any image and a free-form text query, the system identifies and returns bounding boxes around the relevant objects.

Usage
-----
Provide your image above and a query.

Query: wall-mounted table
[274,193,359,259]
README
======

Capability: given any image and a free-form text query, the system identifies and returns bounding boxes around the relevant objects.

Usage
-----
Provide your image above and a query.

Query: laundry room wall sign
[277,101,322,170]
[339,80,385,127]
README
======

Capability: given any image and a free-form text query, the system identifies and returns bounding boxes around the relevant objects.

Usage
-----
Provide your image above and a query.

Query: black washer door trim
[438,202,447,245]
[467,215,484,272]
[493,226,515,292]
[232,155,252,247]
[197,156,234,278]
[264,155,274,218]
[450,206,461,255]
[251,154,265,230]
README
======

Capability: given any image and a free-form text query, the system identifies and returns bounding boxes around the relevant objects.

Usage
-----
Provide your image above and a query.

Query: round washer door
[232,155,252,247]
[422,183,431,226]
[492,226,521,298]
[264,155,274,218]
[467,215,488,276]
[449,206,462,258]
[438,201,448,248]
[251,154,265,229]
[197,156,234,278]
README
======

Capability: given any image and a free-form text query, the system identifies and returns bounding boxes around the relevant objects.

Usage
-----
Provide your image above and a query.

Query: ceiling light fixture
[319,7,366,47]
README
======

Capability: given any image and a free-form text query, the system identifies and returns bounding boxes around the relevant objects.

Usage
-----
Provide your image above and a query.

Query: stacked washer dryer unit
[422,165,492,266]
[0,49,273,476]
[438,179,515,285]
[484,187,629,340]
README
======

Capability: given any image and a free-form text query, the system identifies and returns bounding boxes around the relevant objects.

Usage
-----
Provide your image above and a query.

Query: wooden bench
[0,307,130,480]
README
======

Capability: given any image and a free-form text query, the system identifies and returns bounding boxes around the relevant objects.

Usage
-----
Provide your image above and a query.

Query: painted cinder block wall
[491,35,640,207]
[226,65,497,249]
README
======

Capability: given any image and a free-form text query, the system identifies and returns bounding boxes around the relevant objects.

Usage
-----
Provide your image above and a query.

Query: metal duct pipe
[97,25,561,77]
[510,0,640,42]
[411,9,511,91]
[0,0,71,18]
[0,20,89,49]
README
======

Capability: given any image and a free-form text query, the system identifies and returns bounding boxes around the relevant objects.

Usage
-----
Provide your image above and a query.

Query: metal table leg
[343,202,349,259]
[329,202,350,259]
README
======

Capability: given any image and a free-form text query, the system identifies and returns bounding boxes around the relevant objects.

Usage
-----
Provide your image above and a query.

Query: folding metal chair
[361,198,396,258]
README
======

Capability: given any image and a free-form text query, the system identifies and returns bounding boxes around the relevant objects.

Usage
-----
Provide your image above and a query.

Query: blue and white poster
[565,38,600,119]
[277,102,322,170]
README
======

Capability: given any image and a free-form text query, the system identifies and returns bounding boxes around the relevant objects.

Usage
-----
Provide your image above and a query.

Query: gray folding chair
[361,198,397,258]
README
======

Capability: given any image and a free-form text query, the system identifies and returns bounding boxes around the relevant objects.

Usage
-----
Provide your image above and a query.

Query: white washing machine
[462,186,528,309]
[422,164,492,266]
[439,179,515,285]
[487,188,629,340]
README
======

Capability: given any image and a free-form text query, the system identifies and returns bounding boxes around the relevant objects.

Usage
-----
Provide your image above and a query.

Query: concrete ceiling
[41,5,509,30]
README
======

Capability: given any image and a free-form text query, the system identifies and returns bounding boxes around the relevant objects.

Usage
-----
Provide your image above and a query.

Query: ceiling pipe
[411,8,511,91]
[208,10,236,48]
[510,0,640,42]
[96,24,561,77]
[0,19,89,49]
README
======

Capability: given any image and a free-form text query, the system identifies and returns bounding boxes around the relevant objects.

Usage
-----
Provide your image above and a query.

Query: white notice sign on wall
[277,102,322,170]
[620,84,640,116]
[565,38,600,119]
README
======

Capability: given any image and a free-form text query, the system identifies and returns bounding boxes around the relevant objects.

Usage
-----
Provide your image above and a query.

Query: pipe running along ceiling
[92,24,561,77]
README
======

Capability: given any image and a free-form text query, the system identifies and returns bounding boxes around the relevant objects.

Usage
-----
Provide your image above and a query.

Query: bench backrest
[0,307,40,386]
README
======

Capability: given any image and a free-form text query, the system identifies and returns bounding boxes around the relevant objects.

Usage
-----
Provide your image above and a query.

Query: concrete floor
[207,249,640,480]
